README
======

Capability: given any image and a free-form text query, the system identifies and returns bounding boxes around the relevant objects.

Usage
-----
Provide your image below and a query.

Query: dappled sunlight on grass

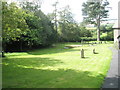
[2,42,113,88]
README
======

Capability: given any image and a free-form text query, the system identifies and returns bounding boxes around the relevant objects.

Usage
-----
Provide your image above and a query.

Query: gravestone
[81,49,84,58]
[93,49,95,54]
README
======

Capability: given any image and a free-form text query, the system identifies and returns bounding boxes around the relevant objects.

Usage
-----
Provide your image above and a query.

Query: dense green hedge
[80,37,97,41]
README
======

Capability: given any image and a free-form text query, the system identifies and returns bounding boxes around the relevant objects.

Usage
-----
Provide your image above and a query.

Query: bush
[100,32,113,41]
[80,37,97,41]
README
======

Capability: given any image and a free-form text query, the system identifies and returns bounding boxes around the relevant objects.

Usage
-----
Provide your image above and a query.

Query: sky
[7,0,120,23]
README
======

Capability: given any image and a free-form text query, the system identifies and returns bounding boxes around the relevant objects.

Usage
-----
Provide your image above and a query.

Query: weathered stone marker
[93,49,95,54]
[81,49,84,58]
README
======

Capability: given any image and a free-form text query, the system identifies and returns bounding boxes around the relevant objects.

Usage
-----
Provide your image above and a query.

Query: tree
[2,1,56,53]
[58,5,80,41]
[20,0,42,12]
[100,24,113,41]
[79,25,92,37]
[2,2,29,52]
[52,1,59,34]
[82,0,109,41]
[20,1,56,47]
[100,23,113,33]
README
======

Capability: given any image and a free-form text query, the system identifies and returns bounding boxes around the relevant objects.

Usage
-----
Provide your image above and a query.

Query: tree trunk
[29,41,32,49]
[97,17,100,41]
[2,42,6,57]
[97,28,100,41]
[2,51,5,57]
[53,2,58,35]
[20,40,22,51]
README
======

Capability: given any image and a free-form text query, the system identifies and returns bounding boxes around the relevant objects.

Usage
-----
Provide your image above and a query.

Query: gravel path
[102,47,119,89]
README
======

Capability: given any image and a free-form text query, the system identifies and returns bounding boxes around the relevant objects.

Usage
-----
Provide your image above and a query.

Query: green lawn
[2,42,113,88]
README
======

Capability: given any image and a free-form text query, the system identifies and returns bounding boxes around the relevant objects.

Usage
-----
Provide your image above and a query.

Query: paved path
[102,47,120,89]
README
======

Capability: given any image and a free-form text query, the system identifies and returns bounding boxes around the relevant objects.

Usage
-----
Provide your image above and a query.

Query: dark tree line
[2,1,57,52]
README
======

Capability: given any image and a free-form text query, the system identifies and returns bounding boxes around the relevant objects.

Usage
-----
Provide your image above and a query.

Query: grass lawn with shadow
[2,42,113,88]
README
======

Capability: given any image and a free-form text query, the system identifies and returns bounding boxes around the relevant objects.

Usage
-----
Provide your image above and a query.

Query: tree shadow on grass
[27,47,77,55]
[2,57,63,68]
[3,58,105,88]
[27,47,90,56]
[4,44,90,56]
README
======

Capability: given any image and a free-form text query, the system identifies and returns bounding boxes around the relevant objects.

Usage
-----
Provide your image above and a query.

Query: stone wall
[113,1,120,43]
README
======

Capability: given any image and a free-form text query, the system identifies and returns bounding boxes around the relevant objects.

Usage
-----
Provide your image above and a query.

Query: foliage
[2,2,30,53]
[24,10,56,46]
[58,6,81,41]
[2,2,29,43]
[82,0,109,41]
[100,32,113,41]
[82,1,109,25]
[80,37,97,41]
[100,24,114,41]
[79,24,92,37]
[21,1,56,46]
[2,1,56,52]
[100,24,113,32]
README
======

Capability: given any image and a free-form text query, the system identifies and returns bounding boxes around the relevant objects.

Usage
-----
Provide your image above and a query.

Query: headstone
[64,47,69,49]
[93,49,95,54]
[81,49,84,58]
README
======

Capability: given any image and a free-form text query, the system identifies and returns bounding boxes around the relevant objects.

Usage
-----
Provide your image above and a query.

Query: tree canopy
[82,0,109,41]
[2,1,56,52]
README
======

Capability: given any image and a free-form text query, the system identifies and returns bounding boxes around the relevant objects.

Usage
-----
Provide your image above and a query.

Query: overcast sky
[7,0,120,23]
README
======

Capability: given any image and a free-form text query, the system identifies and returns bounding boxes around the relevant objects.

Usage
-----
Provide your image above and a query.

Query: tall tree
[82,0,109,41]
[20,1,56,46]
[20,1,41,12]
[52,1,59,35]
[58,5,80,41]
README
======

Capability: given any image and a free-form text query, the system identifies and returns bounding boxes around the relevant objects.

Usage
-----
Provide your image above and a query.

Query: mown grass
[2,42,113,88]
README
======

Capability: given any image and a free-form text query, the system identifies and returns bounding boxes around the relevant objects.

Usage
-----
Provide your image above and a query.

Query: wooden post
[81,49,84,58]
